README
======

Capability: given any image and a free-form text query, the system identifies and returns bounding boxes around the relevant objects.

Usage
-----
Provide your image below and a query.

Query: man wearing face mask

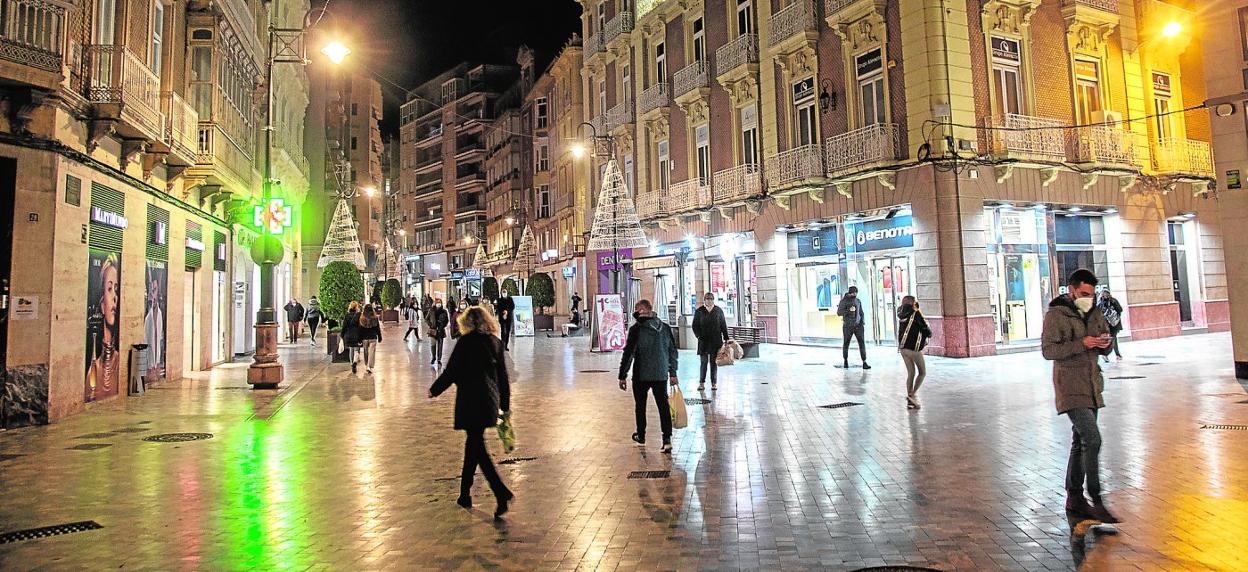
[425,298,450,366]
[1041,269,1120,525]
[618,299,679,453]
[836,286,871,369]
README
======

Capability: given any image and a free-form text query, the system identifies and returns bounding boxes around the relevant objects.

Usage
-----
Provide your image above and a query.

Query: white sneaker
[661,442,672,453]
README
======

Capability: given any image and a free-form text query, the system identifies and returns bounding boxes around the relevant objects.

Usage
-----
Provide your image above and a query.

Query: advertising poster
[144,260,168,384]
[85,249,121,403]
[595,294,626,351]
[512,295,535,337]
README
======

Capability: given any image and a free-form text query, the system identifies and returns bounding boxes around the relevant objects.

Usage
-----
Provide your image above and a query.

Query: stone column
[1118,192,1178,340]
[754,227,781,343]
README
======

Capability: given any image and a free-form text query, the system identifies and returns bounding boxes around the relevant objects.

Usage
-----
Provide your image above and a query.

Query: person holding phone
[836,286,870,369]
[1041,269,1120,525]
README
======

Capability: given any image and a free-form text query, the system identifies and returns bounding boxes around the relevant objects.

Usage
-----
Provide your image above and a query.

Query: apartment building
[578,0,1221,356]
[0,0,312,426]
[398,63,518,301]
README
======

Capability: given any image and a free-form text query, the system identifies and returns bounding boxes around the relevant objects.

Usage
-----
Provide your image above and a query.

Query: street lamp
[1162,21,1182,38]
[249,8,348,389]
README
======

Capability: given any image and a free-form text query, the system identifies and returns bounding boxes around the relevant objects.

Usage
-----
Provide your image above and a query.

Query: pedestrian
[403,298,422,342]
[284,298,305,343]
[836,286,871,369]
[692,292,729,391]
[428,304,514,519]
[495,290,515,351]
[342,301,363,373]
[561,308,583,337]
[1098,288,1124,362]
[425,297,450,366]
[306,296,323,345]
[617,299,679,453]
[1041,268,1120,524]
[571,291,583,313]
[447,298,460,340]
[357,304,382,374]
[896,295,932,410]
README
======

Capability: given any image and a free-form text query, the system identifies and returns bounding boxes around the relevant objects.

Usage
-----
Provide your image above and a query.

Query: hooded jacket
[896,304,932,351]
[618,314,679,382]
[306,299,322,321]
[1041,295,1112,414]
[836,294,864,329]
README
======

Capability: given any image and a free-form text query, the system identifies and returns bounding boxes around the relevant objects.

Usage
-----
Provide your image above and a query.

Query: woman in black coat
[340,301,363,369]
[691,292,730,391]
[429,305,514,519]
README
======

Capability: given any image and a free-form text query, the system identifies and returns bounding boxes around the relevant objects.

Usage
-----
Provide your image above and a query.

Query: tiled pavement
[1,329,1247,571]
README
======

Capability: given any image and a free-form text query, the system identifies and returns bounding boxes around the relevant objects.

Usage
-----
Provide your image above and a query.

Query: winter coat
[692,304,729,356]
[836,295,865,330]
[404,305,421,327]
[618,315,679,382]
[430,331,510,430]
[284,302,305,322]
[425,306,450,339]
[357,316,382,342]
[1041,295,1113,414]
[495,295,516,322]
[341,311,362,346]
[896,305,932,351]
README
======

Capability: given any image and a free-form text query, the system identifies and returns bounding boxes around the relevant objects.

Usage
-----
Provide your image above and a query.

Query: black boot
[1089,497,1122,524]
[1065,493,1093,518]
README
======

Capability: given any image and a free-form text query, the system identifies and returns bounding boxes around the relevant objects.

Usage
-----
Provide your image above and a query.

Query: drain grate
[142,433,214,443]
[1202,424,1248,431]
[111,427,150,433]
[498,456,539,465]
[66,443,112,451]
[819,402,863,409]
[1109,376,1146,380]
[0,521,103,544]
[685,398,712,405]
[73,432,116,440]
[579,369,611,373]
[1137,362,1162,366]
[627,470,670,479]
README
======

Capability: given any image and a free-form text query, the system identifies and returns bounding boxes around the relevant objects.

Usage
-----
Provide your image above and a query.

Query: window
[656,139,670,190]
[536,142,549,171]
[535,97,548,129]
[351,136,358,150]
[538,185,551,218]
[655,42,666,84]
[150,0,165,76]
[1074,59,1102,125]
[623,155,634,192]
[792,77,817,146]
[737,0,754,36]
[692,18,705,62]
[351,103,358,115]
[597,2,605,34]
[741,105,759,166]
[695,124,710,184]
[1152,72,1173,142]
[598,78,607,116]
[855,49,886,126]
[990,37,1023,117]
[621,63,632,103]
[95,0,116,43]
[190,46,212,117]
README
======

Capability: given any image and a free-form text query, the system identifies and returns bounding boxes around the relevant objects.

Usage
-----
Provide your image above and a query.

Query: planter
[534,314,555,332]
[382,309,401,323]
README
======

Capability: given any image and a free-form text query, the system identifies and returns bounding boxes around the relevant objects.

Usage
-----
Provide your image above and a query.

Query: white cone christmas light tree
[588,158,648,251]
[473,239,487,268]
[317,198,366,270]
[513,224,537,275]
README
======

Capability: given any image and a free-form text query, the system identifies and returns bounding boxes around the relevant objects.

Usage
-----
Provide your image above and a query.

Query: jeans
[699,352,718,385]
[287,321,300,342]
[1065,408,1103,499]
[460,428,511,500]
[900,349,926,403]
[500,320,512,349]
[307,317,320,342]
[361,339,377,369]
[633,380,673,441]
[842,324,867,362]
[430,337,444,363]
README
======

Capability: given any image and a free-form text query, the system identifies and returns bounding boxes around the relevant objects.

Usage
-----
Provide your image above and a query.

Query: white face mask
[1074,297,1095,314]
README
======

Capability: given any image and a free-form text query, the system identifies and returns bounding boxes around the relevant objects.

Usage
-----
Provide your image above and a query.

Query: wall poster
[85,249,121,402]
[144,260,168,384]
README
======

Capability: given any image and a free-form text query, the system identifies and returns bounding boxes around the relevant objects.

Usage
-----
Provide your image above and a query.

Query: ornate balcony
[585,32,605,55]
[824,123,901,177]
[638,83,668,115]
[715,34,759,80]
[604,11,634,49]
[989,114,1068,162]
[765,143,825,191]
[1069,124,1136,167]
[87,45,165,142]
[607,100,634,131]
[769,0,818,48]
[1153,138,1214,178]
[1062,0,1117,13]
[668,178,712,214]
[712,163,763,204]
[195,123,258,195]
[672,61,709,100]
[0,0,66,84]
[635,190,664,219]
[635,0,661,20]
[160,92,199,166]
[589,115,607,136]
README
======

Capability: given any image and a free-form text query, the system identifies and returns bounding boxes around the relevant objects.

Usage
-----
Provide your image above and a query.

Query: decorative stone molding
[679,98,710,125]
[724,75,759,108]
[773,195,791,210]
[1117,173,1137,193]
[877,172,896,191]
[86,119,115,153]
[745,200,761,215]
[832,14,884,54]
[982,0,1039,36]
[808,187,825,203]
[776,46,818,80]
[120,139,149,172]
[644,115,669,140]
[1067,20,1116,56]
[698,211,711,223]
[994,164,1014,184]
[833,181,852,198]
[1040,166,1060,187]
[1081,172,1099,190]
[718,205,734,220]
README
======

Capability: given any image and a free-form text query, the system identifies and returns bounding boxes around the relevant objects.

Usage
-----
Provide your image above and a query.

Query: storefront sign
[450,270,465,280]
[185,237,205,251]
[90,207,128,229]
[594,294,627,351]
[513,295,535,337]
[855,49,882,78]
[845,215,914,253]
[10,295,38,320]
[791,228,841,258]
[1152,71,1171,96]
[150,221,167,246]
[561,266,577,278]
[632,255,678,270]
[596,249,633,270]
[1228,169,1241,189]
[465,268,481,279]
[792,77,815,104]
[990,37,1020,63]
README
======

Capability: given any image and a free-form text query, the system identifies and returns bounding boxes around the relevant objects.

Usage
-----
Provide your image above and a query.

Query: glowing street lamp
[570,142,587,159]
[1162,21,1182,38]
[321,41,351,64]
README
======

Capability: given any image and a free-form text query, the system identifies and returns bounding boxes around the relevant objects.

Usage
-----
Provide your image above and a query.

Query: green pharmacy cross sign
[253,198,293,235]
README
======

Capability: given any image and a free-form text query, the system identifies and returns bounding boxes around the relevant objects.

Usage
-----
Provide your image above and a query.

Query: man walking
[283,298,305,343]
[425,298,450,366]
[1098,288,1124,362]
[495,290,515,351]
[618,300,679,453]
[837,286,870,369]
[1042,269,1120,524]
[571,292,583,313]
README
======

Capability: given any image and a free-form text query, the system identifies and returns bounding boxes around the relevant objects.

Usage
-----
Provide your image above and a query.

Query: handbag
[496,412,516,453]
[669,385,688,429]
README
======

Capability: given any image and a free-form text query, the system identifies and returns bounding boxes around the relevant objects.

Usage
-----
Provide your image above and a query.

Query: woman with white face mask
[691,292,729,391]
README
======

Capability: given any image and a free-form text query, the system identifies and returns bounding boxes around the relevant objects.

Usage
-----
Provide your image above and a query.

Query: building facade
[0,0,312,427]
[578,0,1222,355]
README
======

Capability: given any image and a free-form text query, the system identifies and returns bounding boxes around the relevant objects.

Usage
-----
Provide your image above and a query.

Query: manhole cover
[685,398,712,405]
[579,369,611,373]
[143,433,214,443]
[66,443,112,451]
[111,427,150,433]
[498,457,539,465]
[819,402,863,409]
[73,432,116,440]
[1202,424,1248,431]
[627,470,670,479]
[0,521,103,545]
[1109,376,1145,380]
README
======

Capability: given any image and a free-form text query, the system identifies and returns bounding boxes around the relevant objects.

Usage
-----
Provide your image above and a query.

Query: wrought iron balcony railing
[585,32,604,54]
[715,34,759,77]
[87,45,165,140]
[604,11,634,45]
[0,0,65,72]
[635,0,661,19]
[712,163,763,204]
[607,100,634,130]
[197,123,257,190]
[824,123,901,177]
[1069,124,1136,166]
[765,143,824,189]
[990,113,1068,162]
[635,190,664,219]
[673,61,709,98]
[769,0,817,47]
[668,178,712,213]
[1153,138,1214,178]
[638,83,669,114]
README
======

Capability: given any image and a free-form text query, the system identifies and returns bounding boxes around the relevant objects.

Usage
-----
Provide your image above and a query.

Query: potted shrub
[482,277,500,304]
[526,272,556,331]
[501,277,519,297]
[380,278,402,322]
[319,261,364,362]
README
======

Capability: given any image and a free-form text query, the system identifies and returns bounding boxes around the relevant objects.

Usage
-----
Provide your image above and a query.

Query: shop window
[1074,59,1102,125]
[855,49,886,126]
[990,36,1023,117]
[695,124,710,184]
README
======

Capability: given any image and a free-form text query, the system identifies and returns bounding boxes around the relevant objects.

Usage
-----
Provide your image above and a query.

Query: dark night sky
[329,0,584,134]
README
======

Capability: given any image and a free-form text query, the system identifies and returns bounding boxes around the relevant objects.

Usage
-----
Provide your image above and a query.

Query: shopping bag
[337,336,345,355]
[716,344,736,367]
[729,340,744,360]
[496,412,516,453]
[669,386,689,429]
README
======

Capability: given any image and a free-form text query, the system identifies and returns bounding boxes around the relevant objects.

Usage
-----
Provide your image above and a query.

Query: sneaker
[351,363,357,374]
[631,432,645,445]
[366,368,373,374]
[711,383,717,391]
[697,383,705,391]
[862,363,872,370]
[1089,500,1122,524]
[1065,494,1094,519]
[661,441,672,453]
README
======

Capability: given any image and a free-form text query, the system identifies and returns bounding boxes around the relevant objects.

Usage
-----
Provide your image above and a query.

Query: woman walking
[447,298,460,340]
[896,295,932,410]
[306,296,323,345]
[402,298,422,342]
[428,305,514,519]
[341,301,362,373]
[357,304,383,374]
[691,292,730,391]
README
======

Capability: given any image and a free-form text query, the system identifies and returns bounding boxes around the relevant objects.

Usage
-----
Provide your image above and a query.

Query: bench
[728,326,765,358]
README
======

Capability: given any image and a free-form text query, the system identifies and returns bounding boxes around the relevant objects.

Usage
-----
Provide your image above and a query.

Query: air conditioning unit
[1091,110,1123,126]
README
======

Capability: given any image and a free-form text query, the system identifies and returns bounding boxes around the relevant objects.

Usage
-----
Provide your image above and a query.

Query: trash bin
[128,344,149,396]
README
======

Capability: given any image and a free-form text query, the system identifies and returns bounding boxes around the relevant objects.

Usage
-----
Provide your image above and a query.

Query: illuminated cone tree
[317,198,366,270]
[588,158,647,292]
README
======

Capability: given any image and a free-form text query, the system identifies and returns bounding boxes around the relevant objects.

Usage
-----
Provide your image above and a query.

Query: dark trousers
[430,337,444,362]
[699,352,718,384]
[307,317,320,341]
[460,428,511,500]
[633,380,673,441]
[1109,332,1121,358]
[500,320,513,349]
[1065,408,1103,499]
[842,324,867,362]
[404,326,420,341]
[287,321,300,342]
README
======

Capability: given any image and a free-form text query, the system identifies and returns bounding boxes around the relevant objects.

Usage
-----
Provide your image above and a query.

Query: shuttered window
[88,183,125,251]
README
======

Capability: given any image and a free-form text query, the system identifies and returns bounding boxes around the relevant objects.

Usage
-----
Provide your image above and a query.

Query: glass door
[869,256,913,344]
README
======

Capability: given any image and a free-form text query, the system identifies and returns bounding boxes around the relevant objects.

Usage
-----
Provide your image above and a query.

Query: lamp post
[573,121,622,296]
[248,9,348,389]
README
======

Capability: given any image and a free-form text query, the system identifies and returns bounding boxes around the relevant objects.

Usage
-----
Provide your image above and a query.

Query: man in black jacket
[283,299,305,343]
[618,299,679,453]
[494,291,515,351]
[836,286,870,369]
[425,298,450,366]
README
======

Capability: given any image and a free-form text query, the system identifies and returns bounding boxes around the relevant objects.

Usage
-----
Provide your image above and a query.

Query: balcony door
[737,0,754,36]
[990,37,1023,117]
[1073,58,1103,125]
[95,0,116,44]
[1152,72,1174,142]
[855,49,886,127]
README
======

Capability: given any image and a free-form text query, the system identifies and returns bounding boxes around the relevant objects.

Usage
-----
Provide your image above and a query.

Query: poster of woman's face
[85,249,121,402]
[144,260,167,383]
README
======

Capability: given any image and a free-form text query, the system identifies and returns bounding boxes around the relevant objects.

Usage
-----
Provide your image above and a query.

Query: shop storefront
[596,249,633,296]
[786,227,844,343]
[704,234,757,327]
[423,253,448,301]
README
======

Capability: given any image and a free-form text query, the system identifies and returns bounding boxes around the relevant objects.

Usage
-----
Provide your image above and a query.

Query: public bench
[728,326,765,358]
